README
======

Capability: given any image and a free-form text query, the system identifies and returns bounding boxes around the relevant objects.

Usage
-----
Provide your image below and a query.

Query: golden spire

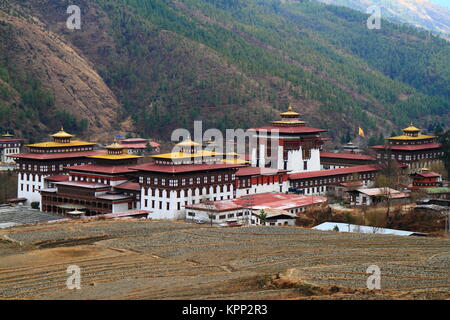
[280,104,300,117]
[51,127,74,139]
[2,132,13,137]
[106,138,125,150]
[176,138,200,148]
[402,124,420,133]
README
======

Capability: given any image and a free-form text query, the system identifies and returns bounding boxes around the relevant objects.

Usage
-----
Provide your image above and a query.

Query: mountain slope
[1,0,449,143]
[316,0,450,35]
[0,1,122,141]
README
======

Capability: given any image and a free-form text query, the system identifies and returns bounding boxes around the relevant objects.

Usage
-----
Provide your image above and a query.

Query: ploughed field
[0,220,449,300]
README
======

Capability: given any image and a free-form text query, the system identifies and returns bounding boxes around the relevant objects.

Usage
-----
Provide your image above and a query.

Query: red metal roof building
[320,152,376,169]
[409,169,443,190]
[288,165,380,196]
[184,192,327,225]
[120,138,153,154]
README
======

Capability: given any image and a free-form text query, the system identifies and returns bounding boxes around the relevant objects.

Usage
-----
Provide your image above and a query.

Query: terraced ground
[0,219,449,300]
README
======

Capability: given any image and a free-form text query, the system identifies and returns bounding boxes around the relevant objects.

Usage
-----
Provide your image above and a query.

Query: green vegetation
[0,31,87,139]
[1,0,449,140]
[438,130,450,178]
[91,0,449,138]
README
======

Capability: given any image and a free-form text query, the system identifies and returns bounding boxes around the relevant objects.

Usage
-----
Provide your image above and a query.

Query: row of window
[19,162,88,172]
[0,143,20,147]
[144,194,233,211]
[187,211,250,220]
[139,174,235,186]
[1,147,20,154]
[391,139,433,145]
[20,173,43,182]
[42,196,114,209]
[20,183,37,192]
[31,147,93,153]
[155,158,222,166]
[144,185,233,198]
[72,175,110,185]
[239,175,283,188]
[377,152,442,161]
[292,173,375,188]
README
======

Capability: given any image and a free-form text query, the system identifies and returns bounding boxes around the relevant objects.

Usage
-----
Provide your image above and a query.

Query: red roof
[249,126,327,134]
[45,175,70,182]
[66,164,138,175]
[11,150,104,160]
[55,181,110,189]
[370,143,441,151]
[186,193,327,212]
[320,152,376,161]
[339,181,364,188]
[289,165,379,180]
[412,172,441,178]
[236,167,287,177]
[0,138,22,142]
[115,181,140,191]
[123,144,147,149]
[149,141,160,148]
[130,163,244,174]
[121,138,148,143]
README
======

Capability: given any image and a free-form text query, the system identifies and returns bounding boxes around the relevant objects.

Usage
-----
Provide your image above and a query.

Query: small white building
[0,133,22,164]
[260,209,297,226]
[347,187,410,206]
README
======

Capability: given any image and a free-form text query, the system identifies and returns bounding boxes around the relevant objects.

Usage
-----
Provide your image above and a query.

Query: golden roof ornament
[51,126,74,139]
[176,138,200,147]
[106,138,125,150]
[280,105,300,117]
[403,124,420,132]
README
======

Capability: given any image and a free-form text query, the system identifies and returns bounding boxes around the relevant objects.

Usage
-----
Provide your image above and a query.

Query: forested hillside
[0,0,449,143]
[316,0,450,36]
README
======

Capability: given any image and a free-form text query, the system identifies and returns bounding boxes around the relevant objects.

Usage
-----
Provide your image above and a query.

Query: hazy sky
[430,0,450,9]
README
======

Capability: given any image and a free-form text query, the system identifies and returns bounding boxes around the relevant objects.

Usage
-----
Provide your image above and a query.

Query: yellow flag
[358,127,365,137]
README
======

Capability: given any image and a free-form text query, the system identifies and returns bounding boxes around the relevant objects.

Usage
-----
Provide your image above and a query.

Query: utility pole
[243,195,254,226]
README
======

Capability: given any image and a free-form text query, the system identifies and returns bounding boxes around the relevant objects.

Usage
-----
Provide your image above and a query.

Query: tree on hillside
[438,130,450,179]
[374,174,397,220]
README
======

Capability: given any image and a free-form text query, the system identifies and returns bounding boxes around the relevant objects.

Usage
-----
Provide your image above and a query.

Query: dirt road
[0,219,449,299]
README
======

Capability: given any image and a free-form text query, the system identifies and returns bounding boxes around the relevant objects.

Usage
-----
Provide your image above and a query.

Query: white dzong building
[250,106,327,173]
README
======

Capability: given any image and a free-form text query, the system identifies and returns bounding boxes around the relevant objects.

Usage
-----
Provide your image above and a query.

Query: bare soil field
[0,219,449,300]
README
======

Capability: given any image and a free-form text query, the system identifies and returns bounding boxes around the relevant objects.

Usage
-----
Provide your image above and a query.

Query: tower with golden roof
[11,127,99,205]
[370,124,443,171]
[250,105,327,173]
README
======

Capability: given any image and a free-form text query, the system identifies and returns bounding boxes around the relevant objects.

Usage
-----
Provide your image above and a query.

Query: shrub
[30,202,40,210]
